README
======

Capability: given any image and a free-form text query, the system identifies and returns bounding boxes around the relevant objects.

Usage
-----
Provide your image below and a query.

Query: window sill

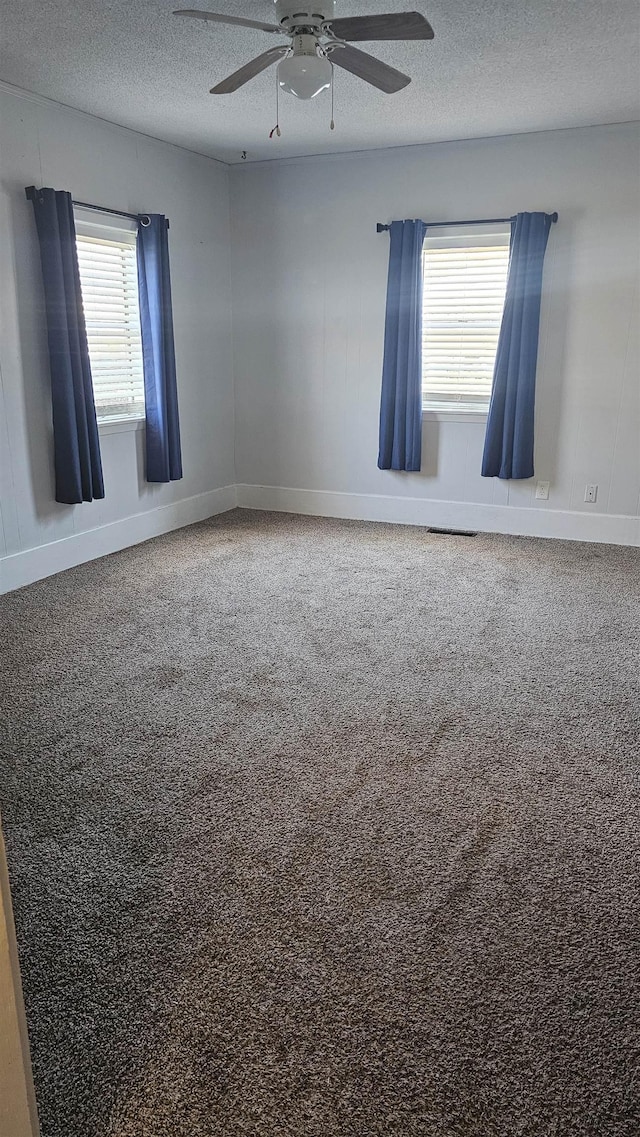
[422,409,488,423]
[98,416,145,436]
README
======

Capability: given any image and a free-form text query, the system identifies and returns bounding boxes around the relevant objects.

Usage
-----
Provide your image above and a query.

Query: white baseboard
[0,485,237,594]
[3,482,638,593]
[236,483,640,547]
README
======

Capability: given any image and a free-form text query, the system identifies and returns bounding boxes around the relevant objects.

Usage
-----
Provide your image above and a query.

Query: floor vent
[427,527,478,537]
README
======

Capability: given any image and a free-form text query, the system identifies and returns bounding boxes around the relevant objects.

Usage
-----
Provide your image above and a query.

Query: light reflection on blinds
[422,231,510,412]
[76,228,145,421]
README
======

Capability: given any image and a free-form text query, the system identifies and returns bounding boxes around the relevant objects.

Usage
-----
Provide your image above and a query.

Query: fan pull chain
[330,64,335,130]
[269,71,281,139]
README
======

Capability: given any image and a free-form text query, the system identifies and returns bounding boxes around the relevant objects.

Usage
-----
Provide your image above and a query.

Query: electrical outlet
[535,481,550,500]
[584,484,598,504]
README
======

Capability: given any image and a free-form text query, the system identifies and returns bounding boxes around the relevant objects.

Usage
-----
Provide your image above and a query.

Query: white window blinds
[75,215,145,422]
[422,227,510,413]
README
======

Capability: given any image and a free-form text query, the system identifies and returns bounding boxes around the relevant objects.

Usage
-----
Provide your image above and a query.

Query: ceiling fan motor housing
[274,0,336,34]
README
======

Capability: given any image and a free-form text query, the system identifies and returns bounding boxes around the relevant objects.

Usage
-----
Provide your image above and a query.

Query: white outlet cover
[535,481,550,500]
[584,484,598,503]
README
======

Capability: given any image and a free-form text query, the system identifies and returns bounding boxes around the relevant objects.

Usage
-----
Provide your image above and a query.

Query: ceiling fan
[173,2,434,99]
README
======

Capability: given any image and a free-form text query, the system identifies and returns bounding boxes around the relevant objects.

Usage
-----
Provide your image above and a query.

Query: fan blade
[173,10,281,34]
[210,47,288,93]
[328,44,410,93]
[329,12,434,41]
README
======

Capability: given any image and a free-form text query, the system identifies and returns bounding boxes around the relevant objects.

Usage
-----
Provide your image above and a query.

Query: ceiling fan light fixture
[175,6,432,98]
[277,42,332,99]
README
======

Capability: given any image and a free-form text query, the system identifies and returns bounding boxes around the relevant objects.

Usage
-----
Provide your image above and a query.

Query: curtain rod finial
[376,223,390,233]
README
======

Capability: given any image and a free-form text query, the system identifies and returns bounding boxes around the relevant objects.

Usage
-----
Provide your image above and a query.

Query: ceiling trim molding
[2,79,637,173]
[229,117,640,169]
[0,79,231,169]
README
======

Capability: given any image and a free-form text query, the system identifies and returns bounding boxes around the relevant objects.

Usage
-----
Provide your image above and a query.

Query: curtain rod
[72,199,154,226]
[376,212,558,232]
[25,187,168,228]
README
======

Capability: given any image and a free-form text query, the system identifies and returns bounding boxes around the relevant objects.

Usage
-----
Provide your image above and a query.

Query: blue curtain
[136,215,183,482]
[378,219,427,471]
[482,212,554,479]
[27,186,104,504]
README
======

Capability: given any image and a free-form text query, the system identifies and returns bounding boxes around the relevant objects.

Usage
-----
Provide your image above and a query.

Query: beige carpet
[1,509,639,1137]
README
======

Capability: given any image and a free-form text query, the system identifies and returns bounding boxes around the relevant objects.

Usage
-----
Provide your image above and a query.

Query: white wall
[1,105,638,593]
[0,84,236,591]
[230,123,640,545]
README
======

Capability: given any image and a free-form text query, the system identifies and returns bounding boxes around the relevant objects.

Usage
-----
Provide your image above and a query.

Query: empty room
[0,2,639,1135]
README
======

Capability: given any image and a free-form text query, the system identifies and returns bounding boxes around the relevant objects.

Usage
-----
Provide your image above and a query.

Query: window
[74,212,145,422]
[421,227,510,415]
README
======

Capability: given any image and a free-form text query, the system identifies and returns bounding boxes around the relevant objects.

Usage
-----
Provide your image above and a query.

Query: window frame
[421,224,511,421]
[74,209,146,431]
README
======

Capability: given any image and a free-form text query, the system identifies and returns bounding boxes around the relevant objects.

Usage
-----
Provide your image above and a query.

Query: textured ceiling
[1,1,639,163]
